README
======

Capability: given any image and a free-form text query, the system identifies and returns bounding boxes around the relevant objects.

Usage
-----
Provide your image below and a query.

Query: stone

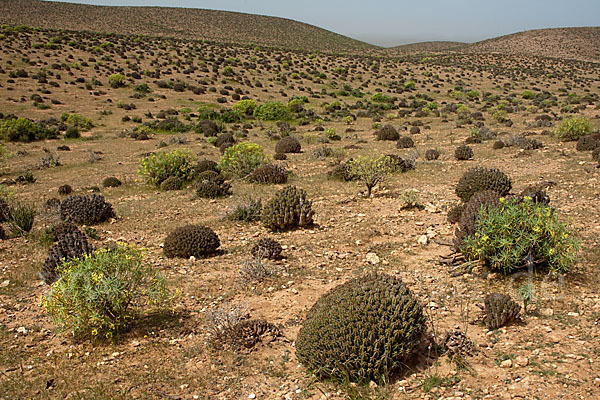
[365,252,380,265]
[417,235,428,245]
[500,359,513,368]
[515,356,529,367]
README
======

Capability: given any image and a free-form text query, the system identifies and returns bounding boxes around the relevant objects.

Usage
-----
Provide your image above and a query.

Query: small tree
[348,155,394,197]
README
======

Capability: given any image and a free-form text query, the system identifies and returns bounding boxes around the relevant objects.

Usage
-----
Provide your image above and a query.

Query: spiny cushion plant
[447,204,465,224]
[455,167,512,202]
[195,177,232,199]
[49,221,80,242]
[275,136,301,154]
[60,194,115,225]
[454,190,500,248]
[251,238,283,260]
[42,230,94,285]
[425,149,440,160]
[248,163,288,184]
[218,142,268,178]
[554,116,594,141]
[375,125,399,141]
[262,186,314,231]
[396,136,415,148]
[576,135,599,152]
[483,293,521,330]
[163,225,220,258]
[0,197,10,223]
[41,244,173,340]
[460,197,580,275]
[454,144,474,160]
[102,176,122,188]
[138,149,195,187]
[159,176,184,191]
[58,184,72,196]
[296,273,426,383]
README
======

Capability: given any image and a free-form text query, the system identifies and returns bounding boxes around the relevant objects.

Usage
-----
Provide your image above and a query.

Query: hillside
[0,0,377,53]
[466,27,600,61]
[383,28,600,62]
[385,41,467,55]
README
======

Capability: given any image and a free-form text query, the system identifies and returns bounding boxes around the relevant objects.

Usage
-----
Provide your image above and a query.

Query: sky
[48,0,600,47]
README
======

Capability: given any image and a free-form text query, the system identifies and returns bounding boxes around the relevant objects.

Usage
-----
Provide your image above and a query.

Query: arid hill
[0,0,377,53]
[385,41,467,55]
[384,28,600,62]
[466,27,600,61]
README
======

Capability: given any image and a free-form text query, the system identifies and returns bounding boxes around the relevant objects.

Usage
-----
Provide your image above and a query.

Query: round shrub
[195,174,231,198]
[160,176,184,191]
[65,125,80,139]
[192,159,218,176]
[214,132,235,148]
[0,197,10,223]
[396,136,415,149]
[58,184,72,196]
[251,238,283,260]
[424,149,440,160]
[483,293,521,330]
[576,135,599,152]
[49,221,80,241]
[218,142,268,178]
[138,149,195,187]
[253,101,291,121]
[554,117,594,141]
[455,167,512,202]
[262,186,314,231]
[454,144,474,160]
[461,197,580,275]
[296,273,426,382]
[60,194,115,225]
[102,176,122,188]
[593,147,600,162]
[41,244,173,340]
[454,190,501,248]
[492,140,505,150]
[42,230,94,285]
[375,125,399,141]
[447,204,464,224]
[248,163,288,184]
[275,136,301,154]
[163,225,220,258]
[274,152,287,161]
[233,99,258,117]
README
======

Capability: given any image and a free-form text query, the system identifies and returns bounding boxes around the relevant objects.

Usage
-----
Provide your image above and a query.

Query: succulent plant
[248,163,288,184]
[455,167,512,202]
[160,176,184,191]
[576,135,599,152]
[424,149,440,160]
[454,144,474,160]
[102,176,122,188]
[296,273,426,382]
[60,194,115,225]
[251,238,283,260]
[375,124,399,141]
[50,221,81,241]
[327,161,356,181]
[396,136,415,148]
[262,186,314,231]
[163,224,220,258]
[41,230,94,285]
[192,159,218,176]
[483,293,521,330]
[275,136,301,154]
[386,154,415,173]
[519,183,551,205]
[447,204,465,224]
[58,184,73,196]
[0,197,9,223]
[454,190,501,248]
[195,178,231,198]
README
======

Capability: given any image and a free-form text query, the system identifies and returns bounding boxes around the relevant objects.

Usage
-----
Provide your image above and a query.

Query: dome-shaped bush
[60,194,115,225]
[455,167,512,202]
[483,293,521,330]
[396,136,415,149]
[102,177,122,188]
[248,163,288,184]
[454,145,474,160]
[275,136,301,154]
[296,273,426,382]
[262,186,314,231]
[454,190,500,248]
[58,184,72,196]
[424,149,440,160]
[375,125,399,141]
[251,238,282,260]
[163,225,220,258]
[42,230,94,285]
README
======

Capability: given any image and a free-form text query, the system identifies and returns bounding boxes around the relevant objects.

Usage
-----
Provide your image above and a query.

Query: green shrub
[218,142,268,178]
[138,149,195,187]
[461,198,580,275]
[521,90,534,99]
[253,101,292,121]
[554,117,594,141]
[41,244,174,340]
[0,118,58,142]
[232,99,258,117]
[7,200,35,236]
[371,92,392,103]
[65,125,80,139]
[348,156,394,197]
[60,113,93,131]
[223,66,234,76]
[296,273,425,382]
[108,73,126,88]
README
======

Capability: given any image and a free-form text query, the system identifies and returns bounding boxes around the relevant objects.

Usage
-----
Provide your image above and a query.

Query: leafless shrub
[204,302,249,340]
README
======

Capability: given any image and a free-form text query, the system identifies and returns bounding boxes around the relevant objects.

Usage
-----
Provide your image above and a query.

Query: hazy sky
[48,0,600,46]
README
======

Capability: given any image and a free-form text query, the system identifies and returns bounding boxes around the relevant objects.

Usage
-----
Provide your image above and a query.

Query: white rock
[500,359,513,368]
[365,252,380,265]
[0,280,9,288]
[248,394,256,399]
[417,235,428,245]
[16,326,27,335]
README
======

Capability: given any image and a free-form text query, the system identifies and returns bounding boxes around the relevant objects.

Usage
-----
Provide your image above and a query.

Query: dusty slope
[0,0,377,53]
